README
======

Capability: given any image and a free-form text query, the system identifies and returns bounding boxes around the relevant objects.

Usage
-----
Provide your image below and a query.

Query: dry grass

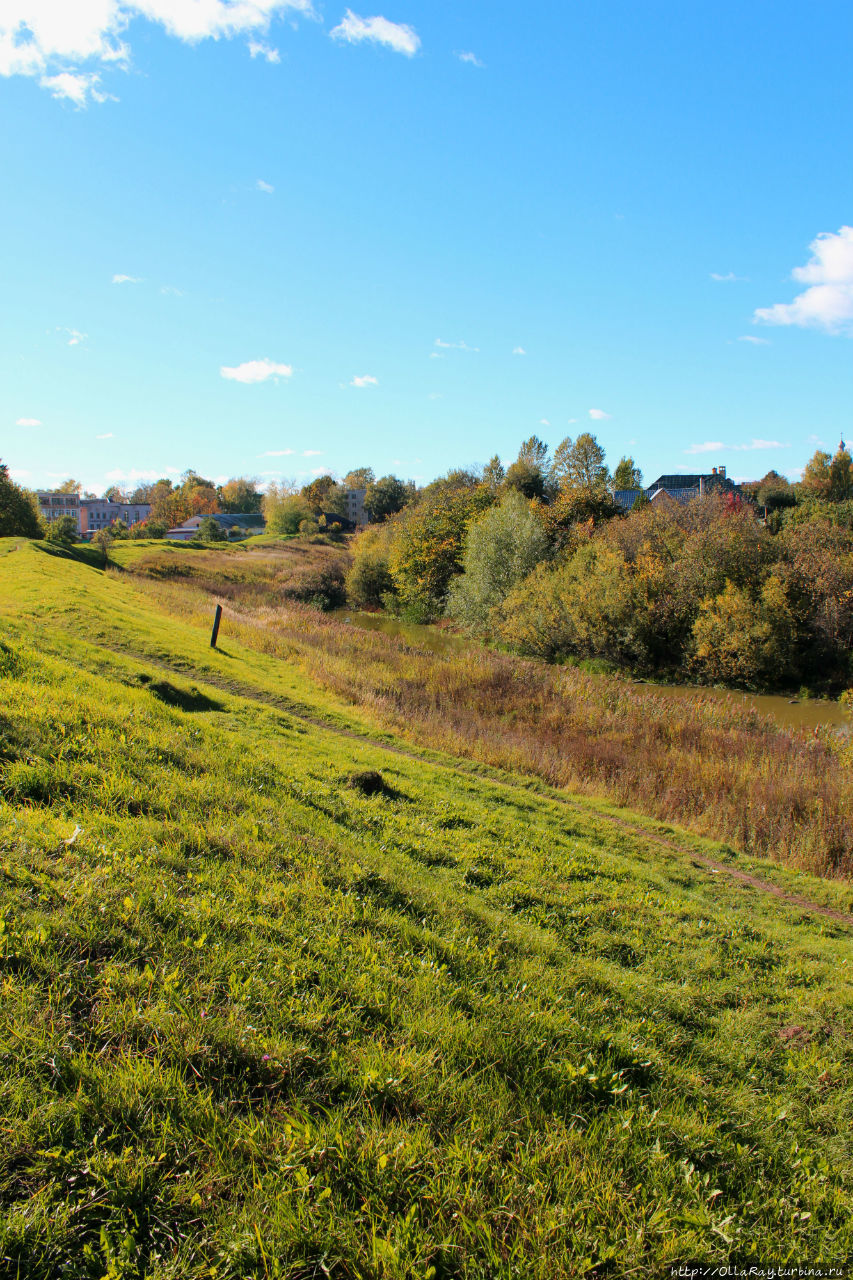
[125,556,853,880]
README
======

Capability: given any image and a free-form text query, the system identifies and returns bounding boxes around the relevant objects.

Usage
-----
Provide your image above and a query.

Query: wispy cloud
[112,273,141,284]
[96,432,114,439]
[738,335,770,346]
[331,11,420,56]
[256,179,274,193]
[350,374,378,388]
[539,419,550,427]
[248,40,281,63]
[754,225,853,336]
[512,346,526,356]
[684,439,787,455]
[710,271,748,282]
[588,408,610,420]
[57,327,87,346]
[435,338,479,352]
[160,284,183,296]
[220,358,293,384]
[455,50,484,67]
[16,417,42,427]
[260,448,322,457]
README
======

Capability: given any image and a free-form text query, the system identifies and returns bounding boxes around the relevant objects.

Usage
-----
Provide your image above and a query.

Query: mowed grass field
[0,538,851,1278]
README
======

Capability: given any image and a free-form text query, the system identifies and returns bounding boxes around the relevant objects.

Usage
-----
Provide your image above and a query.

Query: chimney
[711,467,717,476]
[719,465,726,480]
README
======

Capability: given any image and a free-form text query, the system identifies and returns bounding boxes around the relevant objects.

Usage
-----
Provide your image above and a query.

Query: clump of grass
[347,768,389,795]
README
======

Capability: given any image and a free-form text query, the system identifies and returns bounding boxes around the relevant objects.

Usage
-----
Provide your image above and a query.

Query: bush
[262,487,314,535]
[44,515,79,544]
[281,561,347,611]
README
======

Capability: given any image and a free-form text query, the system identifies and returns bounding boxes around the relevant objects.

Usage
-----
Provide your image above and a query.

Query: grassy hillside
[0,540,851,1278]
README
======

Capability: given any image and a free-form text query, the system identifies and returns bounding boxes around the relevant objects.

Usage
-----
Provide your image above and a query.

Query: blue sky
[2,1,851,496]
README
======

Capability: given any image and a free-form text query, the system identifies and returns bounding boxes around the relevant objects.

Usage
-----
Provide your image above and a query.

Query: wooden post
[210,603,223,649]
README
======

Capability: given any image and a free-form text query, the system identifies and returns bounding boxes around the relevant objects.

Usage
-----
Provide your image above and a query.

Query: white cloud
[435,338,479,352]
[738,335,770,345]
[96,432,114,439]
[512,346,526,356]
[567,417,578,424]
[9,468,31,480]
[539,419,550,426]
[16,417,42,427]
[684,439,787,456]
[112,273,141,284]
[710,271,748,282]
[261,448,295,456]
[331,11,420,56]
[248,39,280,62]
[733,439,786,451]
[588,408,610,420]
[256,178,274,193]
[41,70,111,105]
[456,50,483,67]
[105,467,161,483]
[56,327,87,346]
[220,358,293,383]
[160,284,183,295]
[1,2,314,102]
[302,449,323,456]
[350,374,378,388]
[754,226,853,336]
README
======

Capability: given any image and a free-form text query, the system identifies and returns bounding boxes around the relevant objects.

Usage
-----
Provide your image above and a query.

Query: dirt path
[102,643,853,929]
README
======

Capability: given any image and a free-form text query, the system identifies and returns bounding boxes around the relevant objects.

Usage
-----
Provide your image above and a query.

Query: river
[335,609,851,734]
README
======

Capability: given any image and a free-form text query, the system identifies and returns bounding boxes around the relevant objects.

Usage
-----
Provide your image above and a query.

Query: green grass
[1,540,852,1278]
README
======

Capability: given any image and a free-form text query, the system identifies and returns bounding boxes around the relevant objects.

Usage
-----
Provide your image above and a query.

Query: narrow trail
[98,640,853,929]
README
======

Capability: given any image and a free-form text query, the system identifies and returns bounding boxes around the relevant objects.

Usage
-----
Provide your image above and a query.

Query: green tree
[504,436,550,500]
[0,463,42,538]
[482,455,506,491]
[447,491,550,632]
[612,456,643,491]
[103,485,127,503]
[829,448,853,501]
[56,478,81,494]
[365,475,409,522]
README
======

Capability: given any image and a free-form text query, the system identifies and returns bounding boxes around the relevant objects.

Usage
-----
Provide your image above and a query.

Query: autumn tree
[504,436,550,500]
[218,476,262,513]
[342,467,375,490]
[447,491,550,632]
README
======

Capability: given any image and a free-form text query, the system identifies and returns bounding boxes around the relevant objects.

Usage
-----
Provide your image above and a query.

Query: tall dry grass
[129,565,853,879]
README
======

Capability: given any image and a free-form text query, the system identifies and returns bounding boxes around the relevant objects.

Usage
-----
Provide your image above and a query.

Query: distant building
[36,491,81,531]
[613,466,737,512]
[343,488,369,526]
[165,512,265,541]
[36,492,152,536]
[81,499,150,535]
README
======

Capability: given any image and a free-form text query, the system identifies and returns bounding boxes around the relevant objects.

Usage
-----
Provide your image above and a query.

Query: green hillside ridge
[0,540,851,1277]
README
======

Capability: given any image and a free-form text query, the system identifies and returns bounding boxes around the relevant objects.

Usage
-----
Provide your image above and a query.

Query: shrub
[446,490,550,633]
[281,561,347,611]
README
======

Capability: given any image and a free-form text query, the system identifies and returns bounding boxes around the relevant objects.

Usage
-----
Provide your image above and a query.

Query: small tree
[45,515,79,544]
[447,490,550,632]
[197,516,226,542]
[342,467,375,490]
[0,462,42,537]
[92,528,113,564]
[612,456,643,491]
[263,485,314,535]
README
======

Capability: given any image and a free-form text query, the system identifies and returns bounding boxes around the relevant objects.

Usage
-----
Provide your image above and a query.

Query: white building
[343,488,369,526]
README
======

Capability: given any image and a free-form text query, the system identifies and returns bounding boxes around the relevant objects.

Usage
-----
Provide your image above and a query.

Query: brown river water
[336,610,851,735]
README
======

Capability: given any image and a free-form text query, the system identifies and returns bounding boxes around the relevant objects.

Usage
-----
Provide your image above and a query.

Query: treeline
[345,435,853,692]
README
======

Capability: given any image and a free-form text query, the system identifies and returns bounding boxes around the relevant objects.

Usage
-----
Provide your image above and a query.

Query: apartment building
[35,492,151,536]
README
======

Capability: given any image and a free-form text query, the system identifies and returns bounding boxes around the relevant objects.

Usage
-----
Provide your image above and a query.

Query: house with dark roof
[613,466,737,512]
[165,513,265,541]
